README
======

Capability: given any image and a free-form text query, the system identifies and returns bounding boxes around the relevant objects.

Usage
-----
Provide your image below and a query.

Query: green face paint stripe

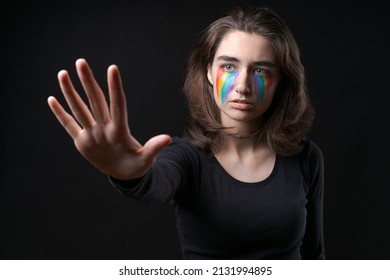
[253,74,272,103]
[217,68,238,103]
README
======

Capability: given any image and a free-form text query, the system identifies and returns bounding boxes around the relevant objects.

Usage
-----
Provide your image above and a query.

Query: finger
[107,65,129,130]
[76,58,111,124]
[142,134,172,161]
[47,96,82,139]
[58,70,95,128]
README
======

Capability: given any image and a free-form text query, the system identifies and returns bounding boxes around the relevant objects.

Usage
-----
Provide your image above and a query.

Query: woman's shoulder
[170,136,197,150]
[158,136,204,159]
[300,138,324,162]
[298,138,324,187]
[171,136,191,144]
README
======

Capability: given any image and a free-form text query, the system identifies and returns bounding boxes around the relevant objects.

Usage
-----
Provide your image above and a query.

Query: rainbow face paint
[216,67,238,103]
[216,66,272,104]
[253,73,272,103]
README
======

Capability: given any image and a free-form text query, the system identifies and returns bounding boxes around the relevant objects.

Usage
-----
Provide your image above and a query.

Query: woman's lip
[230,100,254,110]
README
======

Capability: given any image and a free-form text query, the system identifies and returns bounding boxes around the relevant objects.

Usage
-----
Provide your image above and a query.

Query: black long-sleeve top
[110,137,325,259]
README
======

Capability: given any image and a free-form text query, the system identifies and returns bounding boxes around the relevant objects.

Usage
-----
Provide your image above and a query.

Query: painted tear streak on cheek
[253,74,272,103]
[217,68,238,103]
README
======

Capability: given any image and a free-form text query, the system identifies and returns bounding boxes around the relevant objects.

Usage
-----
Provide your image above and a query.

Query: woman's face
[207,31,280,129]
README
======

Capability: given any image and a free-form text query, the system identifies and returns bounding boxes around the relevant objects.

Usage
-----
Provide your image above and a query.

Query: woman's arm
[300,140,326,259]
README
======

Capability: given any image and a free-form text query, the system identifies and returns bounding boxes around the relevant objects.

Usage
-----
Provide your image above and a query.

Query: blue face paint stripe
[254,74,266,102]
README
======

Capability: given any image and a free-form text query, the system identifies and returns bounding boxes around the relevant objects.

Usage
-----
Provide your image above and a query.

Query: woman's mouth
[230,99,254,110]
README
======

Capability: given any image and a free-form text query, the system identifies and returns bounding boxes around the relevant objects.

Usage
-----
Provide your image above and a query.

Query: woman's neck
[217,130,267,159]
[223,126,262,140]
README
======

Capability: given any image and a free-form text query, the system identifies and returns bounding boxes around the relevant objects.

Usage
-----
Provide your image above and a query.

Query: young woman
[48,6,325,259]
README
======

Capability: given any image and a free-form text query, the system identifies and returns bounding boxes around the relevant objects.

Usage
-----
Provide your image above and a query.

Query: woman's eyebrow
[252,60,277,68]
[216,55,240,62]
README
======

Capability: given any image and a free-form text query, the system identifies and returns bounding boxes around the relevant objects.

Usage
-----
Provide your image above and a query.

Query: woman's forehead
[214,31,276,64]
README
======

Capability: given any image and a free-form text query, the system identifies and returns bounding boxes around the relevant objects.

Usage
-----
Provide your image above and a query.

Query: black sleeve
[109,137,197,205]
[299,139,326,259]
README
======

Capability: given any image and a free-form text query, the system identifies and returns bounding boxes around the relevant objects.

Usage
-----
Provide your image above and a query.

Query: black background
[1,0,389,259]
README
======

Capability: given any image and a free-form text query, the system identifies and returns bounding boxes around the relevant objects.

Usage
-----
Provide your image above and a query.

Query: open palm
[48,58,171,180]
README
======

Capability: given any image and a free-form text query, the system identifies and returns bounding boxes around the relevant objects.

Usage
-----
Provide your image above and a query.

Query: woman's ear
[207,64,213,85]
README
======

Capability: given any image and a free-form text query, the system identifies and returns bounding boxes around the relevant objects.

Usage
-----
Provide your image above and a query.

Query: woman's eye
[223,64,235,72]
[255,68,267,76]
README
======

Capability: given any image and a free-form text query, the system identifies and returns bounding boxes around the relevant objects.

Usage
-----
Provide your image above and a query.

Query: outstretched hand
[48,58,171,180]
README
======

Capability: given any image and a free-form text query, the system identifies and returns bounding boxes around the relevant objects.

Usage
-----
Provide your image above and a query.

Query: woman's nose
[234,71,251,95]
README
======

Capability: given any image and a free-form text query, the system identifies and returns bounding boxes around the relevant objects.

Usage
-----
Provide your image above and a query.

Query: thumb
[142,134,172,160]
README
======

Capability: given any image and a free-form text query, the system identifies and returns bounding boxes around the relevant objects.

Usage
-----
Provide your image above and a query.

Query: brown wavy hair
[183,5,314,156]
